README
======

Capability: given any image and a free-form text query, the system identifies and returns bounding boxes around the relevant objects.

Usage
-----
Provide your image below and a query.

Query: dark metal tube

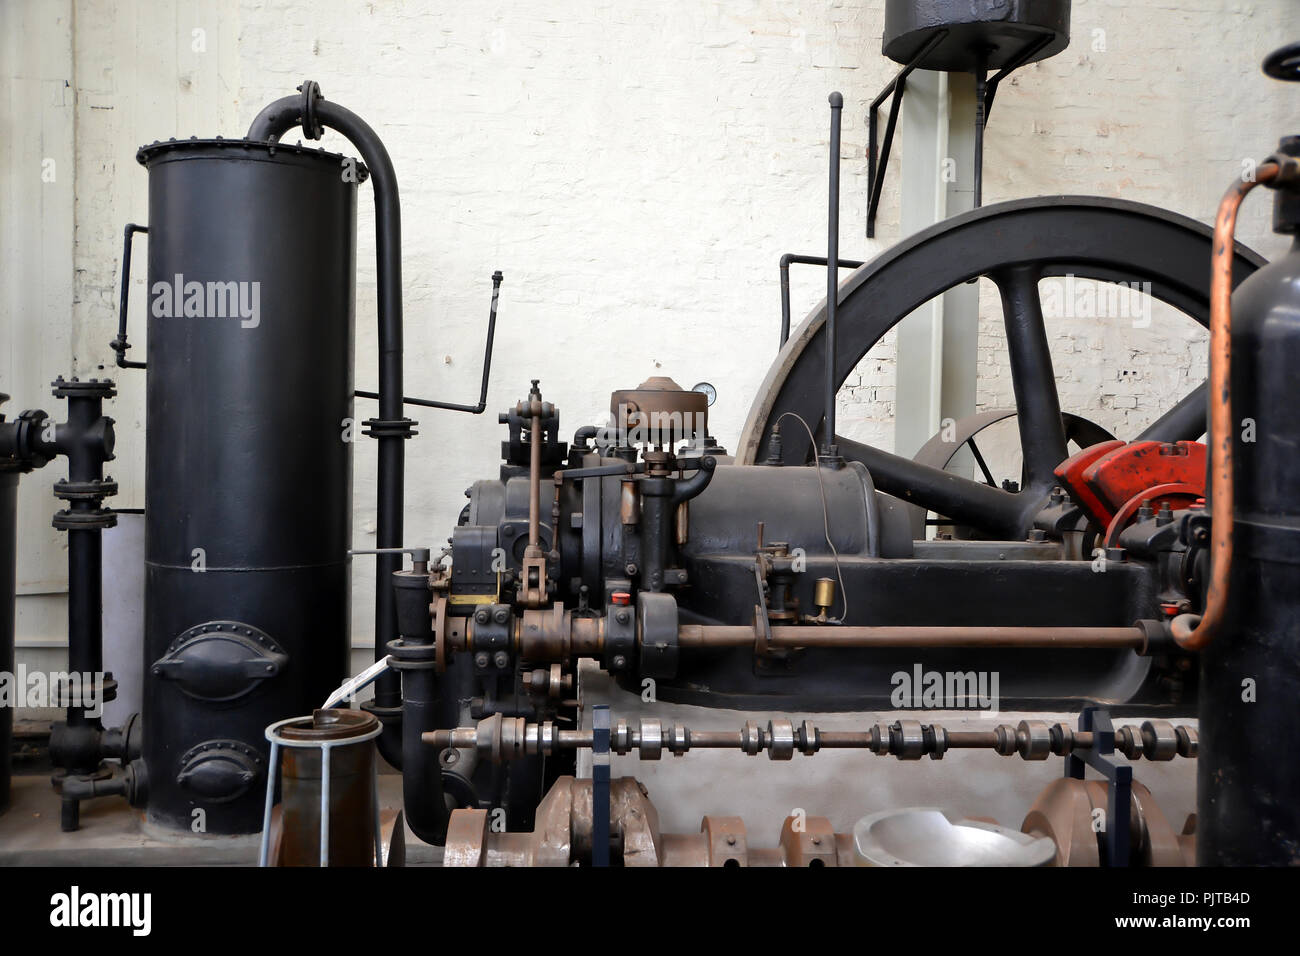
[401,666,448,846]
[778,255,865,350]
[973,69,987,209]
[824,92,843,456]
[65,530,102,729]
[678,624,1145,650]
[247,91,408,760]
[818,732,874,748]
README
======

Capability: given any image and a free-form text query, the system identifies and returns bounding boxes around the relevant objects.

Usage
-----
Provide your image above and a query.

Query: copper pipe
[678,624,1145,650]
[1171,162,1279,651]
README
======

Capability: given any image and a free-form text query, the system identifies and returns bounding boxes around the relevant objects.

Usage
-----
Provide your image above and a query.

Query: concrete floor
[0,771,441,866]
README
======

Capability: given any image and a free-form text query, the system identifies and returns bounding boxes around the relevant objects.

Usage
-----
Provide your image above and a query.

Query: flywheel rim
[737,196,1266,539]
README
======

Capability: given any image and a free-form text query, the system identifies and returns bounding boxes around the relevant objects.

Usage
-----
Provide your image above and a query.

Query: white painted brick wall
[8,0,1299,651]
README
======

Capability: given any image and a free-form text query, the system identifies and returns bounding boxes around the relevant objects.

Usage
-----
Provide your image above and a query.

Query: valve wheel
[738,196,1265,540]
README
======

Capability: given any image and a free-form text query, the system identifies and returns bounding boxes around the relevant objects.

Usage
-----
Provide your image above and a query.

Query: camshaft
[425,715,1197,763]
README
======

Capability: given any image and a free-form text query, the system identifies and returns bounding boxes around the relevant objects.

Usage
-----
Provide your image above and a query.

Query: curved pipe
[247,89,407,762]
[671,453,717,505]
[1172,162,1279,651]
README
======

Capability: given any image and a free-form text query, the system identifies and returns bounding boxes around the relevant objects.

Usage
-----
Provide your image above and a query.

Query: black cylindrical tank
[136,139,362,834]
[1199,153,1300,865]
[0,469,17,814]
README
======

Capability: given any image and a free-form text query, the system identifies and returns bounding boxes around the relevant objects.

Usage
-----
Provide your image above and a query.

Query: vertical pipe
[65,530,103,731]
[246,93,409,757]
[973,69,986,209]
[824,92,843,456]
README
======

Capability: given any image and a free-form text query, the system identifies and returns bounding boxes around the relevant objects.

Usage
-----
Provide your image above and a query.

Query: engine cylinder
[136,139,361,833]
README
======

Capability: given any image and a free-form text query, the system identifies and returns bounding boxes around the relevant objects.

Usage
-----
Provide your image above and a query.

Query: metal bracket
[866,29,1050,237]
[111,223,148,370]
[1063,704,1133,867]
[355,271,502,414]
[866,29,947,238]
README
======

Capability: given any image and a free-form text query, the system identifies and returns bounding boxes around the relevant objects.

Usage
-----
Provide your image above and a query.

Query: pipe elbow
[245,95,303,143]
[672,453,716,505]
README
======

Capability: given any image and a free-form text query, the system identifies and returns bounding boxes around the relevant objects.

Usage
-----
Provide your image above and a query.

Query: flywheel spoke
[1136,381,1208,442]
[992,265,1069,490]
[837,436,1029,538]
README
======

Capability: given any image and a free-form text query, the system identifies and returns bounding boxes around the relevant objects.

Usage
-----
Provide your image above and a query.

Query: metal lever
[349,547,430,573]
[111,223,148,370]
[356,270,502,413]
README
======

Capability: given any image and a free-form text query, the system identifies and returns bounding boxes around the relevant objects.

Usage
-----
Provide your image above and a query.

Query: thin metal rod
[678,623,1146,650]
[320,742,332,868]
[967,437,997,487]
[355,270,502,413]
[824,91,843,456]
[258,740,279,867]
[371,758,382,867]
[974,68,987,209]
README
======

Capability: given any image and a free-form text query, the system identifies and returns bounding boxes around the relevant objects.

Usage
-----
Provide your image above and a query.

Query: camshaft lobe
[425,716,1196,764]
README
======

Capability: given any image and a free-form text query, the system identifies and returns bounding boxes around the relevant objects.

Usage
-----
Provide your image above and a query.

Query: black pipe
[110,224,147,370]
[778,254,865,350]
[355,270,502,414]
[247,87,409,766]
[824,92,843,458]
[973,68,986,209]
[391,569,449,845]
[401,664,449,845]
[65,533,102,731]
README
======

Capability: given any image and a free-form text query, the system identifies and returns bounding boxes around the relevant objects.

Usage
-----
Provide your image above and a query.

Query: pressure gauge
[691,382,717,407]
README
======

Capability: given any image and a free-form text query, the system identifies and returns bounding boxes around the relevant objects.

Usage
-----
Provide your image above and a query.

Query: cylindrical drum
[136,139,363,834]
[0,471,17,813]
[276,709,379,867]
